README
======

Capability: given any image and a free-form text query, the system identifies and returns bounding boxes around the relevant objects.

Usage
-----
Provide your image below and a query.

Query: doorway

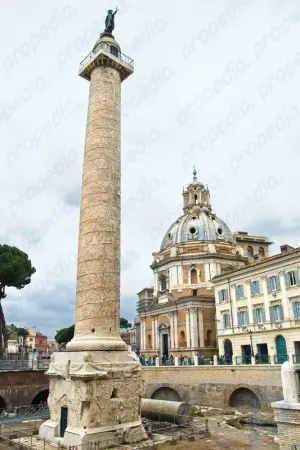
[275,335,287,364]
[256,343,268,363]
[60,407,68,437]
[241,345,251,364]
[162,334,169,359]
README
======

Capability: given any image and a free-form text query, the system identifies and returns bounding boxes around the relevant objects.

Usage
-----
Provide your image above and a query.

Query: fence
[0,411,209,450]
[0,360,33,371]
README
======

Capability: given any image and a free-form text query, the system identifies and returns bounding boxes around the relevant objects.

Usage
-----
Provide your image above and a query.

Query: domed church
[134,169,271,359]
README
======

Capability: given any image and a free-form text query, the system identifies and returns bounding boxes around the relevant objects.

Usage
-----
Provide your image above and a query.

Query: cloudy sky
[1,1,299,337]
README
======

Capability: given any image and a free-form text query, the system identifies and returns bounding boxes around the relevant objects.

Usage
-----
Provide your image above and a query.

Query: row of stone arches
[0,389,49,411]
[150,386,261,409]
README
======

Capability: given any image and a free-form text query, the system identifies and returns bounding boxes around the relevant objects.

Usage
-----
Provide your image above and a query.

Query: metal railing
[274,354,289,364]
[293,354,300,364]
[37,359,50,370]
[0,409,209,450]
[0,360,33,371]
[0,402,49,423]
[80,43,134,71]
[235,355,251,365]
[255,354,270,364]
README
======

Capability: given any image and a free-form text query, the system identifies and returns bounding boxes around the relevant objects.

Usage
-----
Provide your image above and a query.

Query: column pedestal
[40,351,146,447]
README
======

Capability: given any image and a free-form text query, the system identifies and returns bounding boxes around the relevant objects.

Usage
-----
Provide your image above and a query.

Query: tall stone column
[39,33,146,447]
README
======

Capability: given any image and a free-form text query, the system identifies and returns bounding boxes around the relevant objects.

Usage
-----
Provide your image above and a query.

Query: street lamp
[249,329,254,357]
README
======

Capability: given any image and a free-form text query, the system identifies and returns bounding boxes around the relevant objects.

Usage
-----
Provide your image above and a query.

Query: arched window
[194,194,198,204]
[190,268,198,284]
[247,246,254,257]
[259,247,265,257]
[160,276,167,291]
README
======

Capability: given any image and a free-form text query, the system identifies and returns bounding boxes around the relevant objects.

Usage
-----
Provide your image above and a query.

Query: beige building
[137,170,269,360]
[213,245,300,364]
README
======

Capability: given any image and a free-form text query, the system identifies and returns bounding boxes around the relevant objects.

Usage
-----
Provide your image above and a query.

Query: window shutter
[253,309,257,324]
[240,286,244,297]
[279,305,284,321]
[237,311,241,326]
[218,291,222,303]
[284,272,291,288]
[261,308,265,323]
[269,306,274,322]
[292,302,297,319]
[295,271,300,285]
[276,275,280,290]
[256,281,260,294]
[250,282,255,296]
[267,277,272,293]
[223,315,226,328]
[224,289,228,301]
[245,310,249,325]
[235,286,238,298]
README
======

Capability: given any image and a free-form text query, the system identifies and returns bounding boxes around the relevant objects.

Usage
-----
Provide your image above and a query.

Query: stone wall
[143,366,283,409]
[0,366,283,411]
[0,371,48,407]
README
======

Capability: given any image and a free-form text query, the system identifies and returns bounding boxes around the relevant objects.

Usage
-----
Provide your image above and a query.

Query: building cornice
[150,252,247,270]
[211,248,300,284]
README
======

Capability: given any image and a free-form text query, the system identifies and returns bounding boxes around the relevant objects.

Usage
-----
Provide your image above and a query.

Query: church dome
[160,212,235,250]
[160,168,235,251]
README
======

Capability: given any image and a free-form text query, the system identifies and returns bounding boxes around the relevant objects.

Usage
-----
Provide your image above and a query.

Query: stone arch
[151,387,181,402]
[229,387,261,409]
[146,383,187,402]
[31,389,49,405]
[0,395,7,411]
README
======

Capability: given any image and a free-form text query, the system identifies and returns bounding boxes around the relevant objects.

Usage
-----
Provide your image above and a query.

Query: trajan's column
[40,9,146,447]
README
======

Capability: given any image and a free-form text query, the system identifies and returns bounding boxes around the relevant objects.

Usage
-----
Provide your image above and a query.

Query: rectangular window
[235,285,244,299]
[269,304,284,322]
[267,275,280,292]
[192,289,198,297]
[237,310,249,326]
[218,289,228,303]
[285,271,300,288]
[253,307,265,324]
[292,301,300,319]
[223,313,231,329]
[250,280,260,296]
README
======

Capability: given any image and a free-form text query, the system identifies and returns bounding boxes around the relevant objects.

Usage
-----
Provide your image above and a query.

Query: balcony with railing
[79,42,134,81]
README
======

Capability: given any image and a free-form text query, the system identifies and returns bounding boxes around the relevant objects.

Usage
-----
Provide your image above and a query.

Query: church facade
[134,170,271,359]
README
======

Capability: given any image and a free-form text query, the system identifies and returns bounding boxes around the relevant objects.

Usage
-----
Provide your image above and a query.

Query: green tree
[0,245,36,353]
[55,325,74,344]
[120,317,132,330]
[7,324,29,340]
